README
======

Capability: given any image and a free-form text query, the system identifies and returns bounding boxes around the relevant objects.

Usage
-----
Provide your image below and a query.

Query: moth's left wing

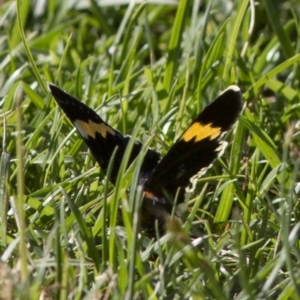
[144,86,242,203]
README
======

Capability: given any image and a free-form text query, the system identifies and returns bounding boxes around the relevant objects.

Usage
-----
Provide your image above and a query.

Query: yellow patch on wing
[181,122,221,142]
[74,119,115,139]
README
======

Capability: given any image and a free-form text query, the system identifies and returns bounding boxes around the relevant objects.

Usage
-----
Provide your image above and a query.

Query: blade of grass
[262,0,295,58]
[15,84,27,282]
[222,0,248,80]
[16,0,47,93]
[163,0,190,92]
[0,117,9,248]
[214,115,244,223]
[197,20,228,108]
[63,187,101,271]
[245,53,300,98]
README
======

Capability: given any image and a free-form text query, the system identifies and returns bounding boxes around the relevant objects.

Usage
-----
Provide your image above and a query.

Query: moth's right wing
[48,84,160,183]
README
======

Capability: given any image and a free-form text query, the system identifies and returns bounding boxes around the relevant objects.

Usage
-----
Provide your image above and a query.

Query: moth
[49,84,242,236]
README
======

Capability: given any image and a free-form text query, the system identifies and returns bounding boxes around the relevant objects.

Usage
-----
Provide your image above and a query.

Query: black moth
[49,84,242,236]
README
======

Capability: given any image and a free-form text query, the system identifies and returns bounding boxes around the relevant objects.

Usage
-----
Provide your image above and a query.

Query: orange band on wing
[181,122,221,142]
[144,191,156,199]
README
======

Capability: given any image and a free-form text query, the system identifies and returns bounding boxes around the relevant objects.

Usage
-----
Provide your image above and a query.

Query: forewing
[144,85,242,202]
[48,84,160,183]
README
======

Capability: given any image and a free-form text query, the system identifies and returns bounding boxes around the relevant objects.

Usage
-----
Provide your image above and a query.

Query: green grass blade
[223,0,249,80]
[262,0,295,58]
[163,0,190,92]
[214,117,244,223]
[64,187,101,270]
[16,0,47,94]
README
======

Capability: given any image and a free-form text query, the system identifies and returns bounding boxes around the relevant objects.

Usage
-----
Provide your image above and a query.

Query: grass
[1,0,300,299]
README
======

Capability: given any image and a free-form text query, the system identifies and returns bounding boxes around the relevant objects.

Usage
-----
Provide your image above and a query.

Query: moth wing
[49,84,160,183]
[144,86,242,203]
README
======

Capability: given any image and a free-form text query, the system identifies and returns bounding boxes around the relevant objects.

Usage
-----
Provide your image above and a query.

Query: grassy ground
[1,0,300,299]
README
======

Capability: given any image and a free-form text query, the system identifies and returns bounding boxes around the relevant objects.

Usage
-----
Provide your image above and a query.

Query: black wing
[144,85,242,204]
[48,84,160,184]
